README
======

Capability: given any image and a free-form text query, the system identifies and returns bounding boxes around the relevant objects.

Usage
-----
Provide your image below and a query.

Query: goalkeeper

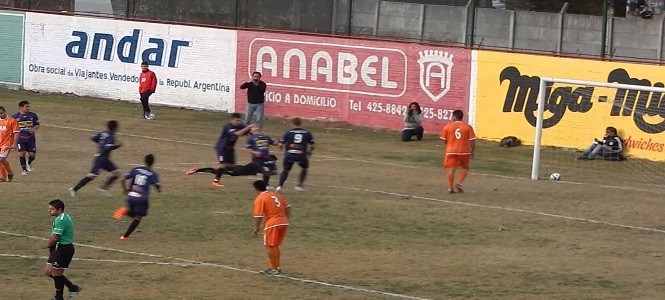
[186,155,278,180]
[577,126,624,161]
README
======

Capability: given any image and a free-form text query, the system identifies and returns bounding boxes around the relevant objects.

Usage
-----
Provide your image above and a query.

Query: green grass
[0,89,664,299]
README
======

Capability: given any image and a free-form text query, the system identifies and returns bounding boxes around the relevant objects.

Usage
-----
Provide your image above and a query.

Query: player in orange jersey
[252,180,290,275]
[0,106,20,182]
[440,110,476,194]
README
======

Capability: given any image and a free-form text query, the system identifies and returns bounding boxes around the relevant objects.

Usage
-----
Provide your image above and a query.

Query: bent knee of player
[51,268,65,276]
[86,173,99,178]
[44,265,52,276]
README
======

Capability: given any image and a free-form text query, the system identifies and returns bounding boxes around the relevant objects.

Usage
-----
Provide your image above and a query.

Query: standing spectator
[12,101,40,175]
[0,106,19,182]
[401,102,424,142]
[139,62,157,120]
[240,72,267,128]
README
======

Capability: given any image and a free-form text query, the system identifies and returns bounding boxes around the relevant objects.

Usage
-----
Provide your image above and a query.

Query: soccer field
[0,89,664,299]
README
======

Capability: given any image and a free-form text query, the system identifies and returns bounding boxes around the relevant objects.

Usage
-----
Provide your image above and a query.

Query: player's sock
[214,167,224,181]
[298,169,308,186]
[61,276,74,289]
[278,170,289,187]
[100,175,118,190]
[263,174,270,186]
[459,169,469,184]
[1,160,12,174]
[0,163,6,180]
[266,247,277,269]
[19,156,26,170]
[446,172,455,190]
[73,177,93,191]
[197,167,215,174]
[53,275,65,297]
[28,156,35,166]
[275,246,281,269]
[123,219,141,237]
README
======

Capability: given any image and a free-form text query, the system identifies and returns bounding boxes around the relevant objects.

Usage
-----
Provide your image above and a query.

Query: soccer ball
[549,173,562,181]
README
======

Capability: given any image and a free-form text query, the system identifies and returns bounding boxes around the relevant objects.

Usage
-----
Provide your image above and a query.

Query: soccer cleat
[211,181,224,187]
[21,170,28,175]
[148,113,156,119]
[259,268,280,275]
[454,183,464,194]
[68,188,76,198]
[113,207,129,220]
[26,163,32,172]
[275,186,283,192]
[7,173,13,182]
[68,285,83,299]
[266,185,274,190]
[97,188,112,197]
[294,185,305,192]
[120,236,132,241]
[447,189,455,194]
[185,167,198,175]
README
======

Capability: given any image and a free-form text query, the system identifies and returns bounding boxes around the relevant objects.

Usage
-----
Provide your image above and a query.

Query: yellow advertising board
[475,50,665,161]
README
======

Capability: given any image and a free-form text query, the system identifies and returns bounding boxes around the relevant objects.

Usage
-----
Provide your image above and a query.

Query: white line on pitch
[0,231,429,300]
[133,164,665,235]
[0,253,197,267]
[44,123,665,195]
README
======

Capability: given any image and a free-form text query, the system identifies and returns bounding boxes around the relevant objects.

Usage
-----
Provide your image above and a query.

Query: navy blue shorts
[283,154,309,171]
[127,198,149,217]
[89,156,117,175]
[17,138,36,153]
[215,147,236,164]
[254,158,277,175]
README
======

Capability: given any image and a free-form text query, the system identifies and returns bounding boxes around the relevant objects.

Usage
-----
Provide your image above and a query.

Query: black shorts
[47,243,75,269]
[127,198,149,217]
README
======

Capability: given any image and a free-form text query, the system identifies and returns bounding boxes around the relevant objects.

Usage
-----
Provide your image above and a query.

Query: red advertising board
[236,31,471,133]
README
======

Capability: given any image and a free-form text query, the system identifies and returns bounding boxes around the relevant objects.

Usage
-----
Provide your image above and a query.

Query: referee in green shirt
[45,199,82,300]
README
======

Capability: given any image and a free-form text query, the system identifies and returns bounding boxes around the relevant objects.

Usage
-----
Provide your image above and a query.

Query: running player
[0,106,19,182]
[246,127,279,187]
[440,110,476,194]
[253,180,290,275]
[113,154,161,240]
[12,101,40,175]
[69,120,122,197]
[276,117,315,192]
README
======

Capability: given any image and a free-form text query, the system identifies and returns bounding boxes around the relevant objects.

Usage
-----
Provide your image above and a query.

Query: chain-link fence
[2,0,664,61]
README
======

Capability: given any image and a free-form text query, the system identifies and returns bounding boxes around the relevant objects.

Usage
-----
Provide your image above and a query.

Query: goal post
[531,77,665,181]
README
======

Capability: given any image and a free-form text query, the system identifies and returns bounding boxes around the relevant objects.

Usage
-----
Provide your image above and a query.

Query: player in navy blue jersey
[246,126,279,186]
[68,120,122,197]
[276,117,315,192]
[113,154,161,240]
[185,113,255,186]
[12,101,40,175]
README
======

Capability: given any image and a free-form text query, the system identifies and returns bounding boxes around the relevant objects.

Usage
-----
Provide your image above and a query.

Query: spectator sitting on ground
[401,102,424,142]
[577,126,624,161]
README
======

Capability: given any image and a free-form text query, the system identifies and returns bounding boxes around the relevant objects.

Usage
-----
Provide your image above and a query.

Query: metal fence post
[509,9,515,50]
[557,2,570,54]
[331,0,338,34]
[419,4,426,40]
[600,0,609,58]
[347,0,353,35]
[373,0,381,37]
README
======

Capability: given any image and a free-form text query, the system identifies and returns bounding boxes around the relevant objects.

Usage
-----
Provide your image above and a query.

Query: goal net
[532,77,665,187]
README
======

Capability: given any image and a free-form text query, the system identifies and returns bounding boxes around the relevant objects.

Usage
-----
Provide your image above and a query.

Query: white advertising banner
[23,12,237,112]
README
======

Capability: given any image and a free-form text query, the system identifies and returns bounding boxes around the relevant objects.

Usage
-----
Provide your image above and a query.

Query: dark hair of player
[253,180,268,192]
[452,110,464,121]
[141,61,148,66]
[291,117,302,126]
[18,101,29,107]
[145,154,155,166]
[252,71,262,77]
[107,120,119,131]
[230,112,242,119]
[49,199,65,211]
[0,106,5,112]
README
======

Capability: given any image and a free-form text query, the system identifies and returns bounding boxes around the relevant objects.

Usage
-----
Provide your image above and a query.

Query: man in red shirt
[139,61,157,120]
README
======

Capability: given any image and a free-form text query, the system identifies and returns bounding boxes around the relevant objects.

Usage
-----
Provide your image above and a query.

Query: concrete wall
[348,0,665,61]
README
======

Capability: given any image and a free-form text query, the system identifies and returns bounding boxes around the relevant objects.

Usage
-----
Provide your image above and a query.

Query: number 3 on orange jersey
[271,195,281,207]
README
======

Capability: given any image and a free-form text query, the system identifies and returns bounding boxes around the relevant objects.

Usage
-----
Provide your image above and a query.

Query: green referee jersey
[51,212,74,245]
